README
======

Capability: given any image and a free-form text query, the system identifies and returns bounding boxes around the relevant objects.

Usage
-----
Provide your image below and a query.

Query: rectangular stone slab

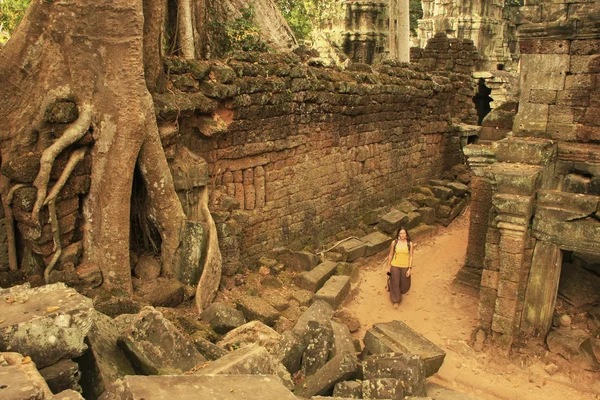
[112,374,298,399]
[297,260,338,292]
[337,239,367,262]
[314,275,351,309]
[363,320,445,377]
[361,231,392,257]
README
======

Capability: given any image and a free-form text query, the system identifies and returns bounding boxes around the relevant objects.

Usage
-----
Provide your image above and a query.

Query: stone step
[296,260,338,292]
[363,320,446,377]
[314,275,351,309]
[337,238,367,262]
[104,374,298,400]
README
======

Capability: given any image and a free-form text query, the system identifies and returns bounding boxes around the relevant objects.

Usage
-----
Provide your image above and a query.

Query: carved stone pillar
[388,0,410,62]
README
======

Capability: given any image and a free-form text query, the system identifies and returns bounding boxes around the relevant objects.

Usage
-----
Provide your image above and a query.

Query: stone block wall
[411,32,482,74]
[160,42,477,265]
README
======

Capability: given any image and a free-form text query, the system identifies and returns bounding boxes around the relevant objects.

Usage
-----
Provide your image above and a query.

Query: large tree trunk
[0,0,185,294]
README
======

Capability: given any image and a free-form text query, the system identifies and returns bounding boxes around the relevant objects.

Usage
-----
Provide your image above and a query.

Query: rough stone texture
[76,312,135,400]
[362,353,427,397]
[200,302,247,333]
[236,295,281,326]
[333,380,363,398]
[292,300,335,338]
[361,231,392,257]
[331,321,355,359]
[191,333,229,361]
[118,306,206,375]
[546,329,600,371]
[296,260,339,292]
[362,378,404,400]
[195,344,294,390]
[270,330,305,374]
[314,275,351,310]
[52,389,85,399]
[0,352,53,399]
[301,320,333,376]
[363,320,445,377]
[293,352,359,398]
[217,320,281,353]
[133,278,185,308]
[426,382,483,399]
[337,239,367,262]
[378,210,408,234]
[38,359,81,394]
[103,374,298,400]
[0,283,94,369]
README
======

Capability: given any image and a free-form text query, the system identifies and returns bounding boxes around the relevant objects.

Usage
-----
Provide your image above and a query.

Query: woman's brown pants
[390,266,411,304]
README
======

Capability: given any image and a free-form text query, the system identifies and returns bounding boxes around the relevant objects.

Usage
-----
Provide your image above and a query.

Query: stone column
[389,0,410,62]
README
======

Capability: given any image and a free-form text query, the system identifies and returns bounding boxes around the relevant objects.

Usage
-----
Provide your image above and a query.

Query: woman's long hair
[394,226,411,248]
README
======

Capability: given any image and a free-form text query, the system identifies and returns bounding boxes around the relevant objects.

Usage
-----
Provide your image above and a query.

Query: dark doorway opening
[472,78,493,125]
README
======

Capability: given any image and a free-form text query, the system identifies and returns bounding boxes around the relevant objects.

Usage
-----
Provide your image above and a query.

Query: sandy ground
[346,208,600,400]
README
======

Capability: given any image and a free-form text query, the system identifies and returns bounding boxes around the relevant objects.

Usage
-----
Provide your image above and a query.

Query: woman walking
[386,227,414,309]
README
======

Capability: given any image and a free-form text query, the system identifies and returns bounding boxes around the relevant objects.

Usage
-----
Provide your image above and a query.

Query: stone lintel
[487,163,543,196]
[536,190,599,215]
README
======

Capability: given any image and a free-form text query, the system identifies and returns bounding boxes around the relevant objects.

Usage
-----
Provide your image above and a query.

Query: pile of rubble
[0,281,466,400]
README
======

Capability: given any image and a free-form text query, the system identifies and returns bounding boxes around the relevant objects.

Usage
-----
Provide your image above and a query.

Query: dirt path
[346,209,600,400]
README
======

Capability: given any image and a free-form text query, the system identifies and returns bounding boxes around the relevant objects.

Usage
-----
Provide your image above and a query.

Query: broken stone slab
[360,231,392,257]
[291,289,314,306]
[271,330,306,374]
[76,312,135,400]
[236,295,280,326]
[293,352,359,398]
[218,320,281,353]
[417,207,436,225]
[430,186,453,200]
[52,389,85,399]
[363,320,446,377]
[296,260,339,292]
[264,292,289,311]
[118,306,206,375]
[446,182,469,197]
[301,320,333,377]
[200,301,247,334]
[104,374,298,400]
[337,239,367,262]
[191,333,229,361]
[0,283,94,369]
[0,352,53,399]
[362,378,404,400]
[405,211,423,230]
[378,210,408,234]
[547,329,600,371]
[314,275,351,310]
[331,321,355,358]
[39,359,81,394]
[362,353,427,396]
[292,300,335,338]
[275,248,320,272]
[333,380,362,398]
[195,344,294,390]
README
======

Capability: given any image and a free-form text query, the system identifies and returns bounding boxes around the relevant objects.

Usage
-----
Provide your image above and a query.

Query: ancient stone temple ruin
[461,0,600,353]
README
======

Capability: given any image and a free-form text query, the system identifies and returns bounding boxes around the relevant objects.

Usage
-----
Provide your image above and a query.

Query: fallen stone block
[0,352,53,399]
[363,320,445,377]
[446,182,469,197]
[291,289,314,306]
[218,320,281,353]
[314,275,351,309]
[362,378,404,400]
[39,359,81,394]
[264,292,289,311]
[405,212,423,230]
[133,277,185,308]
[0,283,94,369]
[378,210,408,234]
[52,389,85,399]
[337,239,367,262]
[237,295,280,326]
[200,302,246,334]
[275,248,320,272]
[294,352,359,398]
[361,231,392,257]
[296,260,338,292]
[271,330,306,374]
[118,306,206,375]
[362,353,427,396]
[76,312,135,400]
[292,300,334,338]
[195,344,294,390]
[547,329,600,371]
[301,320,333,377]
[438,197,468,227]
[417,207,436,225]
[104,374,298,400]
[430,186,453,200]
[331,321,355,358]
[333,380,362,398]
[191,333,229,361]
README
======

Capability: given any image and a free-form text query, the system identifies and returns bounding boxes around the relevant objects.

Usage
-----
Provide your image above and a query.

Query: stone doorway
[472,78,492,125]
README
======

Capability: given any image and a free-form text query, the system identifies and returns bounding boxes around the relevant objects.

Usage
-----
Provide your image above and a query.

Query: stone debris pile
[0,281,486,400]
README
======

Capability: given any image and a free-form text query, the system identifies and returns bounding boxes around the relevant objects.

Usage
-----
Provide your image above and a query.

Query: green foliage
[506,0,522,5]
[211,6,269,54]
[0,0,31,43]
[276,0,315,41]
[409,0,423,35]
